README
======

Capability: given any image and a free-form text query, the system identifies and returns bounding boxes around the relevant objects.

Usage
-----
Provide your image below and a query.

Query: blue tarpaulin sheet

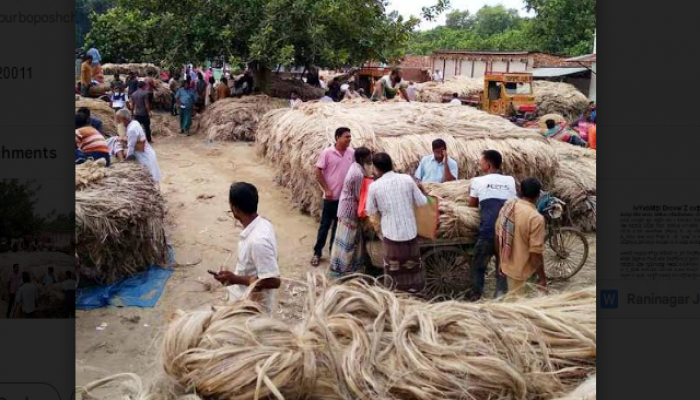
[76,248,175,310]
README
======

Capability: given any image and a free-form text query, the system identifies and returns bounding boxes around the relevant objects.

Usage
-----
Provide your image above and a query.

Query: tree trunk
[251,61,272,93]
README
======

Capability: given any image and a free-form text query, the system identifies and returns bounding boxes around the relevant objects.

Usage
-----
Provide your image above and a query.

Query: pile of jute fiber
[552,375,596,400]
[79,276,596,400]
[549,142,597,232]
[257,102,559,218]
[151,81,173,111]
[198,95,286,141]
[415,76,484,103]
[533,81,589,121]
[102,63,160,77]
[75,161,167,284]
[423,181,481,239]
[76,97,118,136]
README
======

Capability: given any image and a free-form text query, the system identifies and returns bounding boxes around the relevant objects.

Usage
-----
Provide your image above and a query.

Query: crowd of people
[540,101,597,149]
[4,264,76,319]
[209,126,549,315]
[74,57,586,314]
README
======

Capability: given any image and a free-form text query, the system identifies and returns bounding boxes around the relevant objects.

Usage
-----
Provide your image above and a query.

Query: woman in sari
[329,147,372,278]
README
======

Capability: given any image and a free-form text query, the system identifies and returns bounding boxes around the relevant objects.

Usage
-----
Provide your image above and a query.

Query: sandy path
[76,131,597,386]
[76,135,321,385]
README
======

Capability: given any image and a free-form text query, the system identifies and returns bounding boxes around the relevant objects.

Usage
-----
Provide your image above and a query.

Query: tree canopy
[85,0,430,69]
[408,0,595,56]
[0,180,46,239]
[82,0,594,67]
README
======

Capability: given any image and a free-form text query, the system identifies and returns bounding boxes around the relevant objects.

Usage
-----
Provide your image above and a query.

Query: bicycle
[539,193,589,280]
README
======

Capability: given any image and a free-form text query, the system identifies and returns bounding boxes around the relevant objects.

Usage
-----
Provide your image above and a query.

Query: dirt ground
[75,122,597,387]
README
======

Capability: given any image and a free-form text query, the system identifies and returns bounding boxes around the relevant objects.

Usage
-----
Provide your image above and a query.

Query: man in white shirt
[405,81,418,101]
[214,182,281,314]
[414,139,458,183]
[372,68,410,102]
[116,109,162,186]
[366,153,428,293]
[468,150,517,300]
[433,69,443,82]
[290,91,303,109]
[14,272,38,318]
[449,93,462,105]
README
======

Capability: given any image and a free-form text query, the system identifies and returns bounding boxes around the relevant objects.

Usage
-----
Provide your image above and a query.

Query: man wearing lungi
[366,153,428,293]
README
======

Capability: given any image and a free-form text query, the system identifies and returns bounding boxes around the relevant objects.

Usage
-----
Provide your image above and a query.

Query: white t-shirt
[62,279,77,291]
[450,98,462,105]
[433,72,443,81]
[15,283,38,314]
[379,75,408,90]
[320,96,334,103]
[469,174,517,202]
[227,217,280,314]
[406,85,418,101]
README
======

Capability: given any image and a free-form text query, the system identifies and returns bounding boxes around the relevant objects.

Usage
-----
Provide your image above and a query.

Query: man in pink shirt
[6,264,21,318]
[311,127,355,267]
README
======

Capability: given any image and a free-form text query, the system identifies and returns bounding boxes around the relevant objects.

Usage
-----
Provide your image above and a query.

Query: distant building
[429,51,574,80]
[40,230,74,248]
[565,30,596,101]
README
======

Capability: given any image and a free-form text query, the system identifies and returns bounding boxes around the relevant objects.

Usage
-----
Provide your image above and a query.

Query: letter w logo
[601,290,618,309]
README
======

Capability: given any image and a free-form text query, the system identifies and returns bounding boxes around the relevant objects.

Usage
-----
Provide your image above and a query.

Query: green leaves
[408,0,594,57]
[524,0,596,55]
[85,0,421,69]
[0,180,45,238]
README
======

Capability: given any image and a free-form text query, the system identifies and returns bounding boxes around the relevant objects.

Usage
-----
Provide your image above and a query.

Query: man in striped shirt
[366,153,428,293]
[75,112,110,166]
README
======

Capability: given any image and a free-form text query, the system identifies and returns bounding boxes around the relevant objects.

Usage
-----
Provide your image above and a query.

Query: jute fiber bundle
[76,159,108,190]
[103,63,160,77]
[151,114,179,137]
[76,98,117,136]
[415,76,484,103]
[257,102,559,217]
[267,74,326,101]
[76,162,167,284]
[533,82,589,121]
[152,81,173,111]
[152,277,595,400]
[198,96,286,142]
[550,159,596,232]
[424,181,480,239]
[552,375,596,400]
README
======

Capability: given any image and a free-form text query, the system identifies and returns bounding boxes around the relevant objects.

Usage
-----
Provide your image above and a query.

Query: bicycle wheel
[423,247,471,299]
[544,227,589,280]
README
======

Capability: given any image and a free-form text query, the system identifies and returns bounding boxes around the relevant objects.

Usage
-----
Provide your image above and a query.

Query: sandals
[310,255,320,267]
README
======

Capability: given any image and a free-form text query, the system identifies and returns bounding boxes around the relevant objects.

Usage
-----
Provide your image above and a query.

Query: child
[111,86,127,112]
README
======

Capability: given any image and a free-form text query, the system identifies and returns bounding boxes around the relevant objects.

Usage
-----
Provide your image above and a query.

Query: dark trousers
[65,290,76,318]
[135,114,152,143]
[171,93,178,116]
[6,293,15,317]
[313,200,339,257]
[76,150,111,166]
[471,237,508,299]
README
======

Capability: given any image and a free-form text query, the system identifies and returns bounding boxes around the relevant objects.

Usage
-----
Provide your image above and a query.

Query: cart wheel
[422,246,471,299]
[544,227,589,280]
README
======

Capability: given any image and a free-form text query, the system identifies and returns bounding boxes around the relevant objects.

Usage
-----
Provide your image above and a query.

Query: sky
[386,0,533,30]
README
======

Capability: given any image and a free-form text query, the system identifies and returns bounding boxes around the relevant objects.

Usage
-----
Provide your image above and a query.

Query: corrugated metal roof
[565,54,596,63]
[433,50,530,55]
[532,67,588,78]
